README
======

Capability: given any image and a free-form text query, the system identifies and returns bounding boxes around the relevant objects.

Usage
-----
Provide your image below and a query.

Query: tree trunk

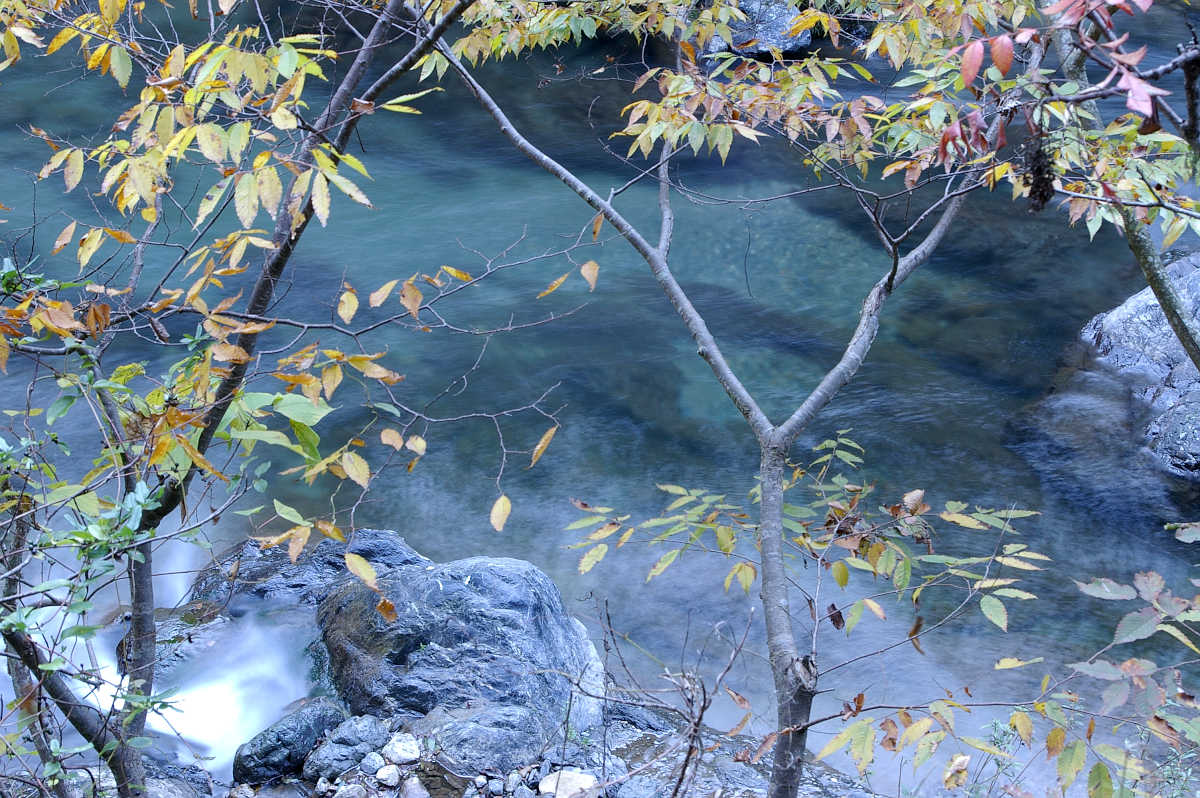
[758,443,818,798]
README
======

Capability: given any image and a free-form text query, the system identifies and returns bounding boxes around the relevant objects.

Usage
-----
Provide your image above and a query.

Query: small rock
[315,777,333,795]
[360,752,386,773]
[504,772,522,793]
[376,765,401,787]
[513,787,536,798]
[398,776,431,798]
[332,786,368,798]
[228,786,255,798]
[486,778,504,795]
[537,770,598,797]
[381,732,422,765]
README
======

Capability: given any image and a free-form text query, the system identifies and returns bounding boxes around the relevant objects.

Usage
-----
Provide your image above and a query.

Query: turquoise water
[3,14,1200,790]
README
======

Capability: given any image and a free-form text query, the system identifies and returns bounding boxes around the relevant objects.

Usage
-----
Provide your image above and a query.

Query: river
[1,6,1198,794]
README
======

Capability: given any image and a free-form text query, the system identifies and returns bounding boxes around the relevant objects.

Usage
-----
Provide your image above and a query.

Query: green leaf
[1058,740,1087,789]
[565,515,607,530]
[273,499,308,526]
[1087,762,1113,798]
[656,483,687,495]
[980,595,1008,631]
[1075,578,1137,600]
[46,394,77,426]
[110,47,132,88]
[826,558,848,589]
[272,394,333,426]
[646,548,680,580]
[1069,659,1124,680]
[290,420,321,461]
[1113,607,1159,644]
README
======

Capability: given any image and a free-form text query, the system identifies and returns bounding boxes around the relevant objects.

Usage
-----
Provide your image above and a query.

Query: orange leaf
[990,34,1013,76]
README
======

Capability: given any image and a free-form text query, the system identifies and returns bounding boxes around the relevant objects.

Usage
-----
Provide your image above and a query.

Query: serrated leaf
[579,544,607,574]
[1075,578,1137,600]
[1113,607,1159,644]
[490,494,511,531]
[1087,762,1113,798]
[647,548,680,580]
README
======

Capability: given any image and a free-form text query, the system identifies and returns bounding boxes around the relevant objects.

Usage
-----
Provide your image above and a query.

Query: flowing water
[4,8,1200,792]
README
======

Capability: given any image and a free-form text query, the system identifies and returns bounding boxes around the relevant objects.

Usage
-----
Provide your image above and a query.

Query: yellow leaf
[64,149,84,192]
[174,434,229,482]
[337,289,358,324]
[442,265,472,281]
[195,123,226,163]
[939,511,987,529]
[528,424,558,468]
[311,172,330,226]
[1045,726,1066,758]
[1010,711,1033,746]
[579,260,598,292]
[235,172,258,227]
[369,279,398,307]
[105,228,137,244]
[345,552,378,591]
[380,428,404,450]
[405,435,426,455]
[538,271,569,299]
[832,560,848,588]
[579,544,607,574]
[862,597,886,620]
[211,342,251,363]
[490,494,511,531]
[287,525,311,563]
[400,280,422,318]
[591,212,603,240]
[322,363,342,398]
[315,519,345,541]
[0,334,9,374]
[341,450,370,488]
[52,221,76,255]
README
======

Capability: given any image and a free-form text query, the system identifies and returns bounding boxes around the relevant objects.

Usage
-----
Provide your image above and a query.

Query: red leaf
[1117,71,1169,117]
[961,40,984,86]
[990,35,1013,76]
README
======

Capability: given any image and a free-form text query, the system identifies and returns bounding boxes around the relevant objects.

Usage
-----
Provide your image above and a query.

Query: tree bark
[758,444,818,798]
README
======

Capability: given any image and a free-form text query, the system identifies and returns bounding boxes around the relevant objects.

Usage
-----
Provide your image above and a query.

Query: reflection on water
[3,9,1200,792]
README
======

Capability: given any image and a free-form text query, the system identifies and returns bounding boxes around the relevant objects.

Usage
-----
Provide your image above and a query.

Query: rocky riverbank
[85,530,875,798]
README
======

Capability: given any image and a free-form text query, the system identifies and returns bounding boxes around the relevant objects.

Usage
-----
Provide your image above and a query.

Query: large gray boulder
[708,0,812,59]
[233,696,347,784]
[190,529,430,608]
[1082,251,1200,475]
[317,556,604,775]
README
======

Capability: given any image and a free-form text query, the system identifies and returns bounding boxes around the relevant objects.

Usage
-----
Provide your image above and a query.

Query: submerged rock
[1082,251,1200,475]
[318,556,604,775]
[233,696,347,784]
